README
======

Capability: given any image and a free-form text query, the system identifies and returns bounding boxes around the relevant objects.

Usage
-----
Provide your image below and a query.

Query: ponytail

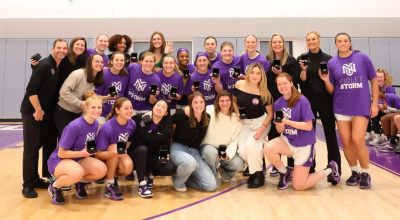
[106,97,130,121]
[275,73,302,108]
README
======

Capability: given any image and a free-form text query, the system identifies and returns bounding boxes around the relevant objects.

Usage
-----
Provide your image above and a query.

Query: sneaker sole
[61,187,71,191]
[105,194,124,200]
[346,181,360,186]
[138,192,153,198]
[277,185,289,190]
[359,185,371,189]
[147,185,155,189]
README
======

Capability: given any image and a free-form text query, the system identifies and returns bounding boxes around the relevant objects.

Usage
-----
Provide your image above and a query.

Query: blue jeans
[200,145,245,181]
[170,142,217,192]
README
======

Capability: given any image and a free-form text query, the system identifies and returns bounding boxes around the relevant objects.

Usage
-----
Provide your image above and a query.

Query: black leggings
[53,105,81,137]
[128,145,175,183]
[367,111,385,134]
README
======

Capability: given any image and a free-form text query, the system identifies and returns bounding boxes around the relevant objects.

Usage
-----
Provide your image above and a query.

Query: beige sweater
[201,105,242,160]
[57,69,95,114]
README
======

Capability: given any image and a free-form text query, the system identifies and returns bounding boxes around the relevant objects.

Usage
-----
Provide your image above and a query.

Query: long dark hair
[214,90,234,120]
[188,92,209,128]
[149,31,166,54]
[152,99,173,135]
[67,37,87,66]
[335,32,360,55]
[85,54,104,87]
[109,51,128,76]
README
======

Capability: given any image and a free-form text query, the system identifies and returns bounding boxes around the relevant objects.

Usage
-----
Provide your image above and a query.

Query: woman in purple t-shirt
[95,52,129,125]
[264,73,340,190]
[175,48,195,111]
[366,67,396,145]
[47,91,107,205]
[320,32,379,189]
[87,34,109,68]
[204,36,222,65]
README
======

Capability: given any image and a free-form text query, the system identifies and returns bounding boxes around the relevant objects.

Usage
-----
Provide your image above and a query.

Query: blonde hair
[141,52,156,72]
[94,34,109,49]
[163,55,182,75]
[245,63,273,105]
[305,31,321,48]
[376,68,393,88]
[84,91,103,114]
[268,34,289,66]
[244,35,261,53]
[220,41,234,52]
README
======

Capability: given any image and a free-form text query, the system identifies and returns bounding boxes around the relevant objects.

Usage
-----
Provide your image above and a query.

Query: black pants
[128,145,175,183]
[367,111,385,134]
[22,113,58,187]
[53,105,81,137]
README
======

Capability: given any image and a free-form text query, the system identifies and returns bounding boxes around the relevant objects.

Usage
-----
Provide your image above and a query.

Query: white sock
[52,181,59,188]
[350,166,359,173]
[361,168,369,174]
[323,168,332,176]
[366,132,371,138]
[277,165,287,174]
[149,175,154,180]
[374,134,380,139]
[106,179,115,187]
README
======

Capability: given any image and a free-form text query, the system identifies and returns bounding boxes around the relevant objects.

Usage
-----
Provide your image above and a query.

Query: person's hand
[370,104,379,118]
[237,74,246,80]
[164,41,176,54]
[217,153,230,161]
[81,147,92,157]
[210,73,220,84]
[159,154,170,163]
[80,101,86,110]
[33,109,45,121]
[236,114,244,122]
[183,106,190,116]
[30,59,39,66]
[272,66,282,74]
[149,87,160,97]
[319,69,330,82]
[252,126,266,140]
[299,60,307,71]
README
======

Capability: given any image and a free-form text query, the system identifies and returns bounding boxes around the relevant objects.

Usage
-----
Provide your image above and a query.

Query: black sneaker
[48,184,65,205]
[359,173,371,189]
[247,171,265,188]
[73,182,88,199]
[277,169,290,190]
[33,178,50,189]
[114,177,119,187]
[22,186,38,198]
[346,171,361,186]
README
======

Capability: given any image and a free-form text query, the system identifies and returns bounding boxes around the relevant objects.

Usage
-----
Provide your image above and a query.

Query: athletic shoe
[242,166,250,176]
[61,185,71,191]
[327,161,340,185]
[378,143,396,152]
[105,183,124,200]
[270,167,279,177]
[369,138,384,146]
[393,145,400,153]
[365,135,373,142]
[125,172,135,181]
[277,169,290,190]
[138,181,153,198]
[33,178,50,189]
[288,167,293,181]
[247,171,264,188]
[48,184,65,205]
[218,166,230,183]
[95,176,106,184]
[114,177,119,187]
[22,186,38,198]
[147,176,155,189]
[346,171,361,186]
[47,176,56,183]
[377,140,390,148]
[359,173,371,189]
[262,164,267,176]
[73,182,88,199]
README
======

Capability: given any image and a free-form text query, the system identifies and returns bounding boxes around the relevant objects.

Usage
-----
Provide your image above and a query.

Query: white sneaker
[365,135,373,142]
[369,138,383,146]
[218,166,230,183]
[174,185,187,192]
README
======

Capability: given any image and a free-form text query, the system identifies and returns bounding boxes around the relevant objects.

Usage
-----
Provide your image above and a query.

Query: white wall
[1,0,400,18]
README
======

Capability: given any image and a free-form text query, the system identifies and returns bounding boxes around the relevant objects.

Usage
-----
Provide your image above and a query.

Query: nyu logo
[229,68,234,78]
[118,133,129,142]
[203,79,212,91]
[86,132,95,141]
[112,81,122,93]
[282,108,292,119]
[161,83,172,95]
[134,78,147,91]
[342,63,356,76]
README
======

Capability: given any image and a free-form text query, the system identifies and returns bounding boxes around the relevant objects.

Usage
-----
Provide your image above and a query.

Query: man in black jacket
[20,39,68,198]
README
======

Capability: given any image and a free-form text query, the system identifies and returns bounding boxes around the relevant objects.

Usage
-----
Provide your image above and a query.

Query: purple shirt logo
[161,83,172,95]
[282,108,292,119]
[203,79,213,91]
[86,132,96,141]
[342,63,356,76]
[134,78,147,91]
[118,133,129,142]
[112,81,122,93]
[229,68,234,78]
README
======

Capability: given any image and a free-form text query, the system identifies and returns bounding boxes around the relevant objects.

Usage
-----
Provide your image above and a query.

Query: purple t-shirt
[87,48,109,67]
[274,96,316,147]
[328,52,376,116]
[383,85,396,94]
[95,68,129,116]
[384,93,400,109]
[47,117,98,174]
[156,70,184,109]
[186,69,217,106]
[96,116,136,151]
[125,63,161,111]
[240,53,270,75]
[210,52,222,66]
[213,55,242,95]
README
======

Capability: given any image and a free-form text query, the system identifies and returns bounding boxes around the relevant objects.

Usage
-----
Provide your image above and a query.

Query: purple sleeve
[156,80,162,99]
[386,86,396,94]
[96,126,111,151]
[262,59,270,74]
[186,78,194,96]
[300,97,315,122]
[58,125,79,150]
[177,77,184,95]
[361,54,376,80]
[327,59,335,85]
[128,120,136,142]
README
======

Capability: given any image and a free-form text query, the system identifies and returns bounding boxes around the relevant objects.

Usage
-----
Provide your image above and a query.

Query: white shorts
[334,113,354,121]
[281,136,315,167]
[175,104,187,109]
[96,116,106,125]
[132,110,149,116]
